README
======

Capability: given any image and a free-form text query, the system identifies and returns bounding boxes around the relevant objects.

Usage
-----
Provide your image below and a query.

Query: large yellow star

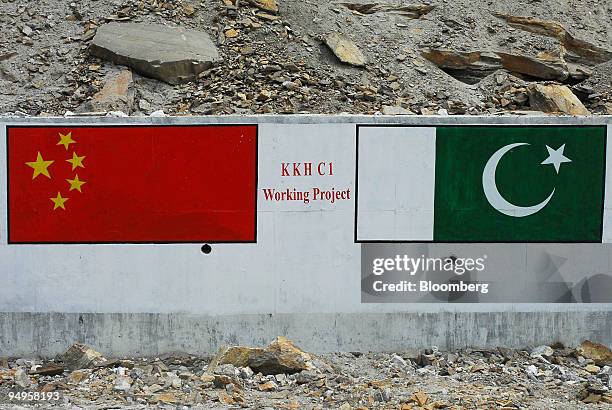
[50,192,68,210]
[57,132,76,150]
[66,175,86,192]
[66,152,85,170]
[25,152,54,179]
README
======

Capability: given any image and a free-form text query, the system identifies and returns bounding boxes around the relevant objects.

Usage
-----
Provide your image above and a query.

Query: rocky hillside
[0,0,610,116]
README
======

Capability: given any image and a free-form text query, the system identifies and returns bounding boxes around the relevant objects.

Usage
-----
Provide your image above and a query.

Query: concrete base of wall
[1,311,610,357]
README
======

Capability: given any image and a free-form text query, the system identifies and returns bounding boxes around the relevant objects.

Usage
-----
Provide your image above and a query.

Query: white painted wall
[357,126,436,241]
[0,117,610,321]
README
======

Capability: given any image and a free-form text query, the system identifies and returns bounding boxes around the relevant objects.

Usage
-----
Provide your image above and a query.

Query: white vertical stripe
[0,124,6,245]
[357,126,436,241]
[602,125,612,243]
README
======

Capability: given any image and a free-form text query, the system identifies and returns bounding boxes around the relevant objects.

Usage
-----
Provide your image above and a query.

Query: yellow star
[66,152,85,170]
[57,132,76,150]
[66,174,86,192]
[50,192,68,210]
[25,151,54,179]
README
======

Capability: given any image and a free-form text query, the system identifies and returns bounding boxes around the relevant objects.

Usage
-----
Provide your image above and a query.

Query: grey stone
[296,370,320,384]
[21,25,33,36]
[15,358,36,368]
[163,371,182,389]
[239,366,254,379]
[146,384,163,394]
[525,364,538,377]
[138,99,151,112]
[391,354,408,368]
[130,367,145,380]
[14,368,32,388]
[90,23,222,85]
[416,353,432,367]
[216,364,240,378]
[531,345,554,358]
[62,343,108,371]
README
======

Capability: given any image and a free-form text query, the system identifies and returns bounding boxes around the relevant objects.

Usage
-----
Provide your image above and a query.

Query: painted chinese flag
[7,125,257,243]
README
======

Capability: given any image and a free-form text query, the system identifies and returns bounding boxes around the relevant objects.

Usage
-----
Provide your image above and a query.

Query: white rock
[391,354,408,368]
[150,110,167,117]
[165,372,182,389]
[106,111,129,117]
[381,105,414,115]
[113,376,131,392]
[531,345,554,357]
[282,80,299,91]
[21,25,33,36]
[14,368,32,388]
[239,366,254,379]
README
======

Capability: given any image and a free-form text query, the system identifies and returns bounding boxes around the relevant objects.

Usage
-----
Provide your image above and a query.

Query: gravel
[1,340,611,409]
[0,0,610,116]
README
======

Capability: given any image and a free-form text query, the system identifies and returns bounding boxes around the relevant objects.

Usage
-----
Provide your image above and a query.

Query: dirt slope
[0,0,610,116]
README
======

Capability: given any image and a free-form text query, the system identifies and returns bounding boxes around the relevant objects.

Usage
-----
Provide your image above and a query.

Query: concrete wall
[1,115,611,357]
[2,310,611,358]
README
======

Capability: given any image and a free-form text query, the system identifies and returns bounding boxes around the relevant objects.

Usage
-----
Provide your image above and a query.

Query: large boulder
[421,49,501,84]
[527,83,590,115]
[207,345,263,373]
[207,337,315,376]
[421,48,570,83]
[90,23,221,84]
[497,52,569,81]
[577,340,612,366]
[248,336,314,375]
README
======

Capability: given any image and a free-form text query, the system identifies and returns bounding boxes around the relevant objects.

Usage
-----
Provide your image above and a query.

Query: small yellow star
[57,132,76,150]
[66,152,85,170]
[66,174,86,192]
[50,192,68,210]
[25,151,54,179]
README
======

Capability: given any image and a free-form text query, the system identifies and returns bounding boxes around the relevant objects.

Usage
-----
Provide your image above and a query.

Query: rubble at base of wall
[0,339,610,409]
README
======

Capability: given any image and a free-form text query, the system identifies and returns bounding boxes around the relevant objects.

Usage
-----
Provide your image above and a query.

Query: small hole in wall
[201,244,212,254]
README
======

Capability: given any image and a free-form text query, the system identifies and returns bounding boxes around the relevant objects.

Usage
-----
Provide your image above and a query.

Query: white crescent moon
[482,142,555,218]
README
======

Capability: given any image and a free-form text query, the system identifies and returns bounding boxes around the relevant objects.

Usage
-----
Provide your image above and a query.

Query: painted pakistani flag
[356,125,607,242]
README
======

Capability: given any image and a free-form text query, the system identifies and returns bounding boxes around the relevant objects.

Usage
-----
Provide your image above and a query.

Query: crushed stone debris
[0,339,611,409]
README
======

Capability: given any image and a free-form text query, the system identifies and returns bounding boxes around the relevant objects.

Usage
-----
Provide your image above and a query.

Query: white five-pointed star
[541,144,572,173]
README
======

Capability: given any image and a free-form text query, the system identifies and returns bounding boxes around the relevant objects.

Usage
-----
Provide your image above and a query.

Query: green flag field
[356,125,607,242]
